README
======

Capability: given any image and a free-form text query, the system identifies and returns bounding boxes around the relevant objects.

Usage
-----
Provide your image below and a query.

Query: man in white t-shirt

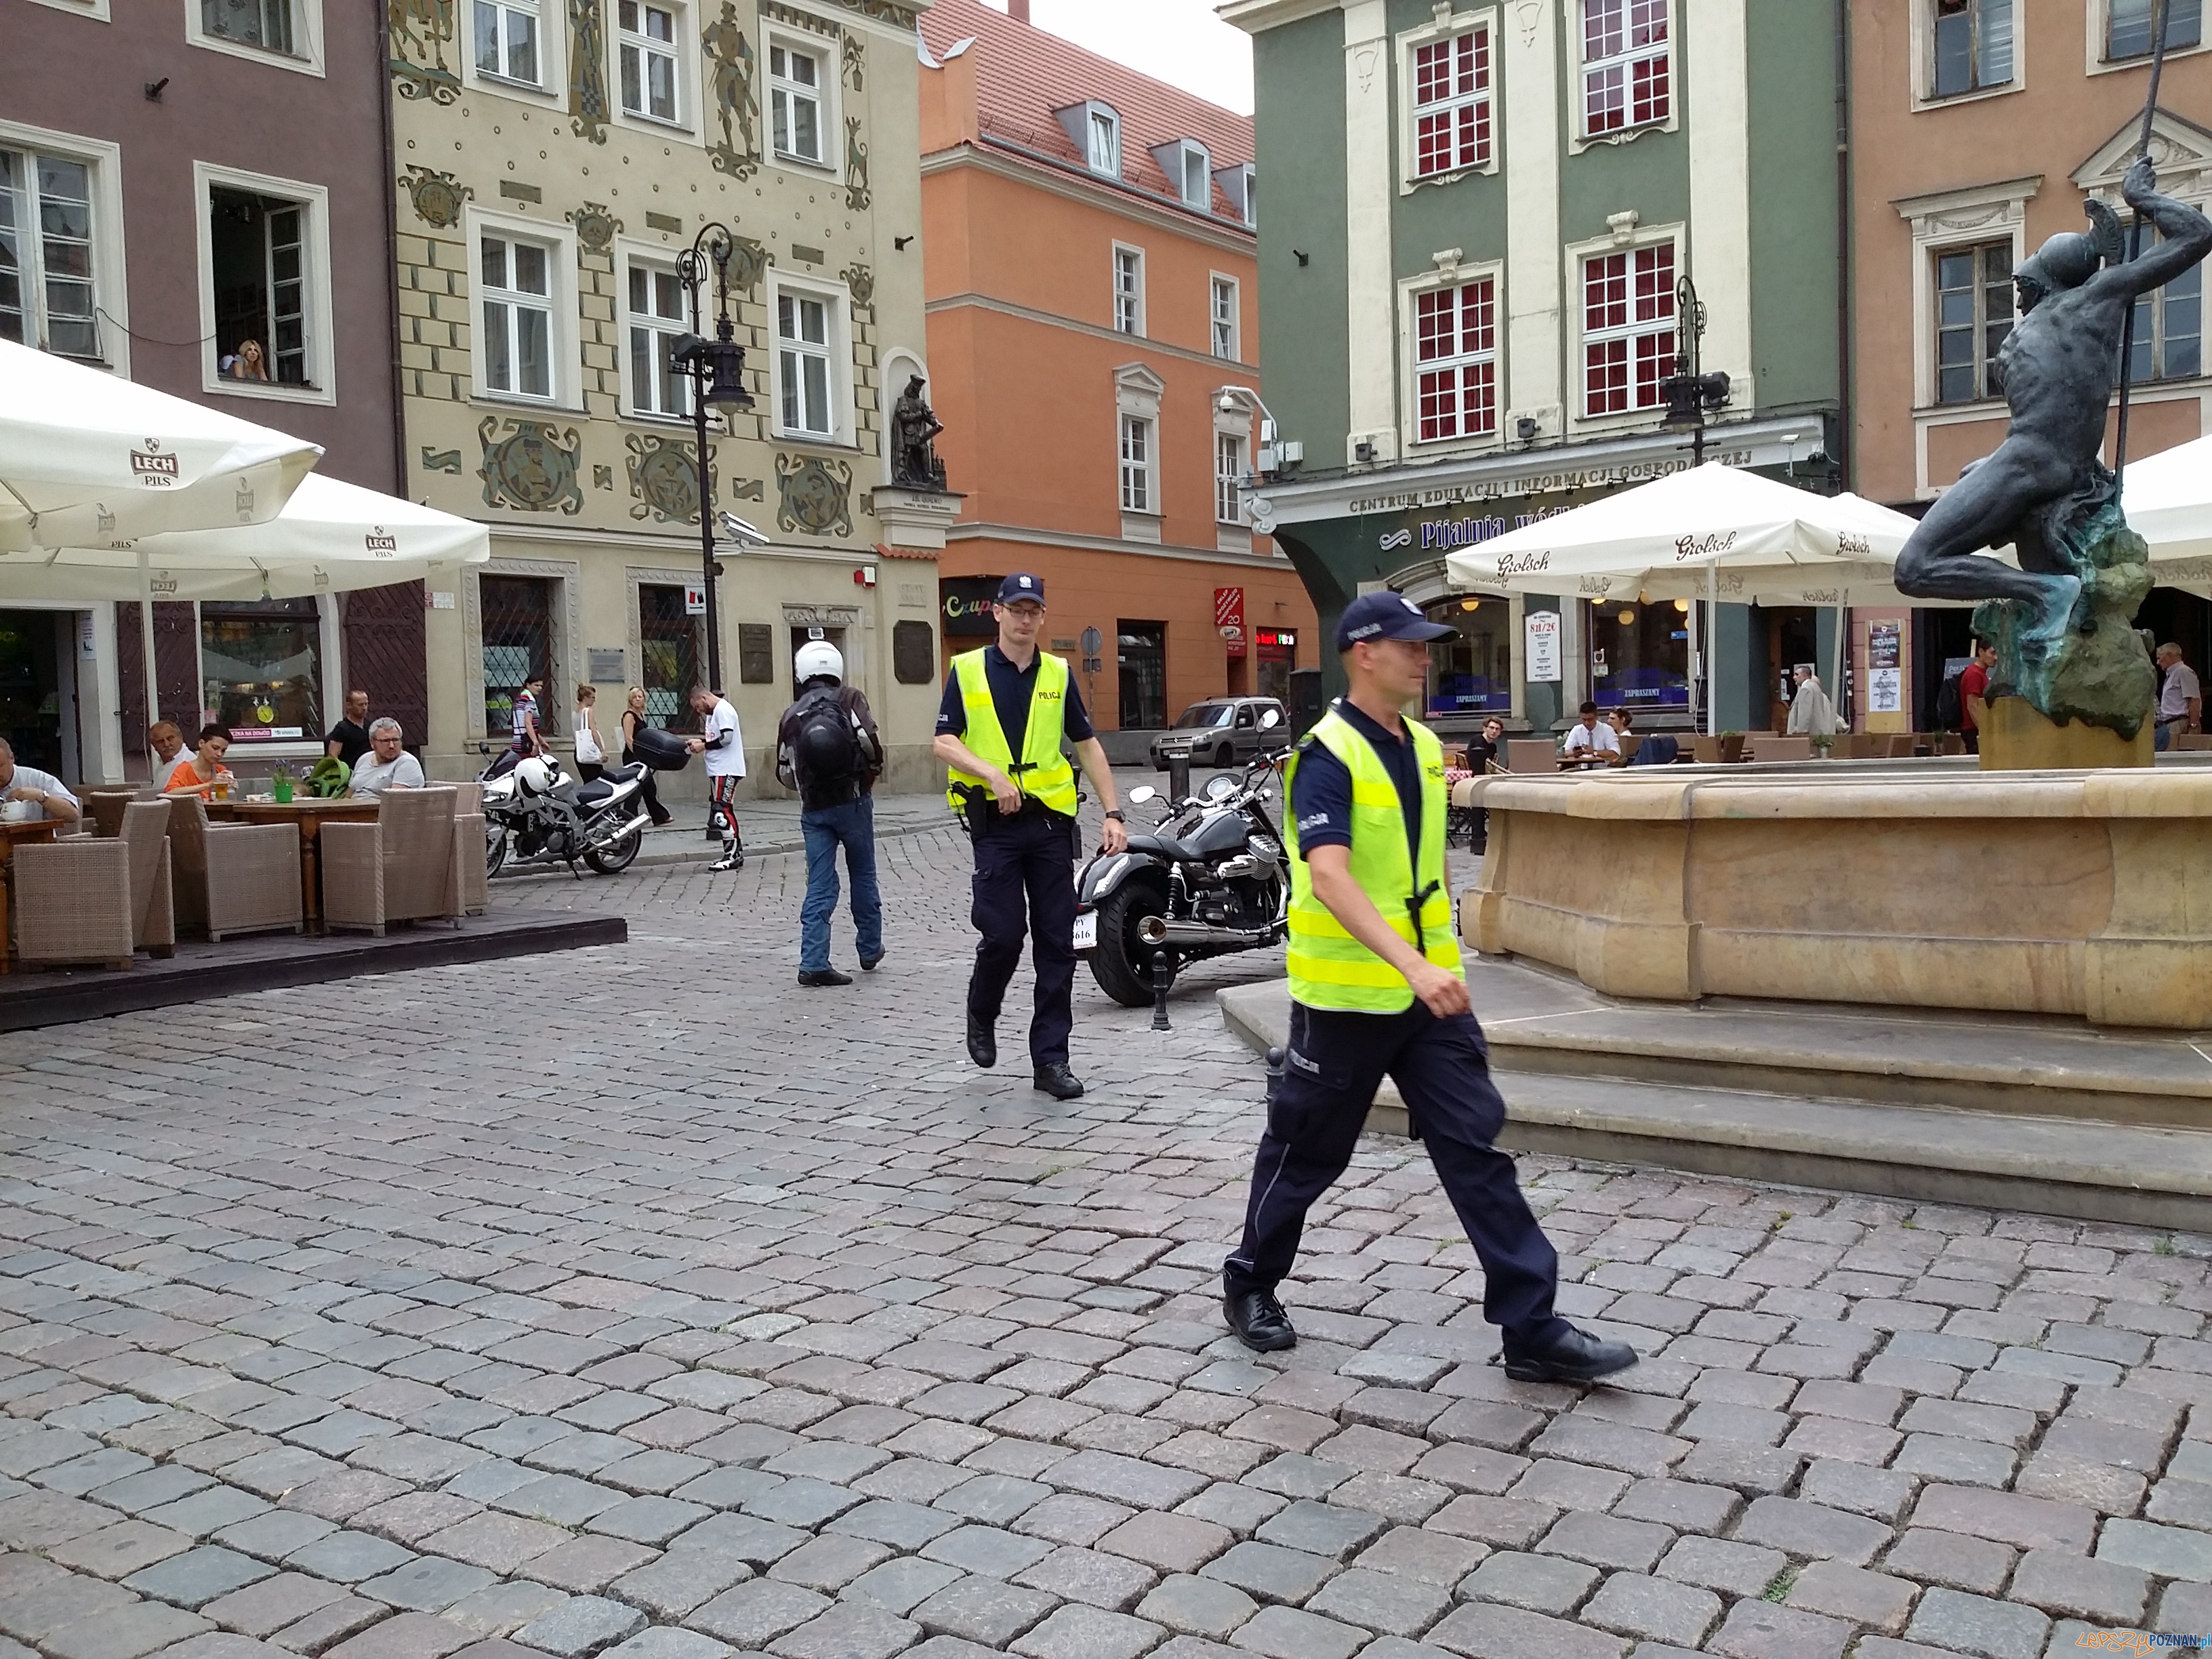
[687,684,747,872]
[349,719,426,800]
[1560,701,1621,762]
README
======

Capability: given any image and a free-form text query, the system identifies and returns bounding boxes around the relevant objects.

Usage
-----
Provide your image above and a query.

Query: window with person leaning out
[1561,701,1622,761]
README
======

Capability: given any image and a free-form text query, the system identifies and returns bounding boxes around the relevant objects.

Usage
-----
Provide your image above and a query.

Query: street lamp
[672,222,756,695]
[1656,273,1731,466]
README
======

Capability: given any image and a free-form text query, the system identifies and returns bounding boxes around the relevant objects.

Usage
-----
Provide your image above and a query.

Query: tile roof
[920,0,1254,228]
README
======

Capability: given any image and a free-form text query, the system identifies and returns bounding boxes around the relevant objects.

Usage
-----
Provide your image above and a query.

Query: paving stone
[1303,1566,1449,1638]
[1576,1573,1718,1649]
[201,1574,350,1638]
[1227,1603,1366,1659]
[2006,1547,2148,1624]
[686,1580,831,1648]
[1014,1544,1160,1612]
[218,1512,339,1562]
[609,1550,753,1620]
[322,1612,476,1659]
[439,1582,570,1639]
[1902,1586,2049,1659]
[1201,1541,1336,1605]
[359,1557,498,1613]
[1254,1501,1387,1562]
[1008,1603,1164,1659]
[1729,1497,1890,1565]
[1653,1536,1783,1599]
[913,1576,1060,1645]
[1425,1497,1555,1550]
[1462,1551,1599,1616]
[1783,1560,1917,1633]
[46,1521,195,1580]
[41,1601,216,1659]
[123,1546,276,1609]
[514,1537,657,1595]
[842,1557,964,1618]
[1891,1433,2018,1487]
[285,1532,415,1584]
[1910,1486,2096,1553]
[601,1633,732,1659]
[1097,1511,1232,1574]
[1422,1601,1629,1659]
[1882,1527,2016,1595]
[1703,1599,1849,1659]
[769,1535,896,1593]
[2096,1517,2212,1580]
[769,1600,919,1659]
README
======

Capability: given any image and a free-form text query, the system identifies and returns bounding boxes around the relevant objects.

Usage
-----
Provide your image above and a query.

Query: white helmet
[795,640,844,684]
[514,755,559,796]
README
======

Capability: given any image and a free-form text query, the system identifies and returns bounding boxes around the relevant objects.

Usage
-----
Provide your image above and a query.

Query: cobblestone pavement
[6,822,2212,1659]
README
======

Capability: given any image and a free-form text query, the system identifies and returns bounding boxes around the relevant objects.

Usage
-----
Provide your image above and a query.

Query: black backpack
[790,687,867,789]
[1934,667,1967,731]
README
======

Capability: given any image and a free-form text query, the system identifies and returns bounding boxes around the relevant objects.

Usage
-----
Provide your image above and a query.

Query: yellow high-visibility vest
[1284,705,1462,1012]
[944,647,1079,817]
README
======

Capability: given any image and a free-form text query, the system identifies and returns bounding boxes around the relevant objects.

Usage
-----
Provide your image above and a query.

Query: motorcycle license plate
[1071,909,1099,952]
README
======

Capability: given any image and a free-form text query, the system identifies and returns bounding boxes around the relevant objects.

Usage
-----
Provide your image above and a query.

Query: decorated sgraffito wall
[386,0,943,793]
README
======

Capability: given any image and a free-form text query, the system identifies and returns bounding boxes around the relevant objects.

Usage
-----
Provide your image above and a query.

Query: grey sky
[977,0,1255,116]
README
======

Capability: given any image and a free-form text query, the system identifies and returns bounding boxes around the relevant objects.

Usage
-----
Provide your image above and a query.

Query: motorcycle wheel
[486,828,509,879]
[1088,879,1169,1009]
[586,827,643,875]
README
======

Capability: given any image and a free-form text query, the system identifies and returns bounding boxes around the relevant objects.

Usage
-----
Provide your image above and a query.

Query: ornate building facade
[386,0,945,792]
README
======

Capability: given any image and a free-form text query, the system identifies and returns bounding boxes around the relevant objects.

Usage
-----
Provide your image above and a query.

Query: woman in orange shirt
[165,724,234,798]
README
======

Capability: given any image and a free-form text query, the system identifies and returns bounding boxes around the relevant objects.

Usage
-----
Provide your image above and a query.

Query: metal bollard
[1151,947,1174,1031]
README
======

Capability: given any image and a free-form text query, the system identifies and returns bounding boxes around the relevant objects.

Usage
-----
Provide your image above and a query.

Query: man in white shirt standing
[687,684,747,872]
[2154,643,2202,753]
[1560,701,1621,762]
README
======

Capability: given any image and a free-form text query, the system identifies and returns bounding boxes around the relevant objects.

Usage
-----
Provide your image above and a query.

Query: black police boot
[1501,1322,1639,1385]
[1032,1063,1083,1100]
[798,968,853,987]
[1223,1288,1296,1352]
[966,1011,996,1069]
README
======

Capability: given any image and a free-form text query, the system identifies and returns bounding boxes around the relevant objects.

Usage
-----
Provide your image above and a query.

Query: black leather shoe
[1223,1288,1296,1352]
[1501,1322,1639,1385]
[798,968,852,987]
[966,1012,996,1069]
[859,952,884,972]
[1033,1063,1084,1100]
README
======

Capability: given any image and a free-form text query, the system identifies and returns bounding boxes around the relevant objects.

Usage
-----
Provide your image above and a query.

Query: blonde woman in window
[221,339,270,382]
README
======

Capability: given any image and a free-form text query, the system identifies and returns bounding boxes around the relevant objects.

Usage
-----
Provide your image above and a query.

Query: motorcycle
[1075,710,1291,1011]
[479,751,652,878]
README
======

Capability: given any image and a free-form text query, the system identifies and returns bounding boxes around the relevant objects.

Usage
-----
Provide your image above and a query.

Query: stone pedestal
[1980,696,2153,770]
[869,485,963,552]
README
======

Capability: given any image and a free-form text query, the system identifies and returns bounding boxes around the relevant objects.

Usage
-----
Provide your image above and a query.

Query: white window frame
[2087,0,2208,73]
[1212,394,1253,551]
[1115,361,1164,543]
[1398,6,1499,192]
[466,204,580,409]
[193,161,333,406]
[1894,178,2037,414]
[1113,243,1145,337]
[1090,106,1122,177]
[766,268,853,445]
[615,0,693,136]
[1210,274,1240,361]
[0,121,127,375]
[26,0,109,18]
[1214,431,1246,525]
[1152,139,1213,211]
[1563,222,1682,434]
[469,0,552,95]
[1214,161,1256,226]
[184,0,326,77]
[1120,414,1155,515]
[1909,0,2023,106]
[1399,258,1505,453]
[768,29,834,169]
[618,243,694,422]
[1570,0,1675,152]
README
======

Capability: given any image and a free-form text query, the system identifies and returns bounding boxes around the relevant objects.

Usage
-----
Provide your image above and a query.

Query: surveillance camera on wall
[718,512,770,548]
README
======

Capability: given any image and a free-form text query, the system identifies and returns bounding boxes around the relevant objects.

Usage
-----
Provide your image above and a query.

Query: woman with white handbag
[573,683,607,782]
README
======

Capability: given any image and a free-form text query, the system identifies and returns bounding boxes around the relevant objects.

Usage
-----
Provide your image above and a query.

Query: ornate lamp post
[672,223,755,695]
[1657,274,1731,466]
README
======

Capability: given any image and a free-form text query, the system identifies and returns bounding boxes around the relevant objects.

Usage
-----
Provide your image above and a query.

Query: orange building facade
[916,0,1316,741]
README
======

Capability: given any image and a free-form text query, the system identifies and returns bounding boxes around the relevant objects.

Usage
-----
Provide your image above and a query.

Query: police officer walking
[1222,592,1639,1386]
[933,573,1128,1101]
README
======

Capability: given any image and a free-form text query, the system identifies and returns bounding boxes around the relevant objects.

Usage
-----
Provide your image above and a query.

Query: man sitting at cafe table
[0,737,80,824]
[1561,701,1621,762]
[349,718,425,800]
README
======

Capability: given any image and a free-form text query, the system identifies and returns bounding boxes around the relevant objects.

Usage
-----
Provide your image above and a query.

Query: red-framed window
[1413,28,1492,178]
[1582,243,1675,416]
[1416,277,1498,442]
[1584,0,1671,136]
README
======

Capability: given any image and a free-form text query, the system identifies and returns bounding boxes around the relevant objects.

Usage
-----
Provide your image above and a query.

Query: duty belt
[1406,880,1441,956]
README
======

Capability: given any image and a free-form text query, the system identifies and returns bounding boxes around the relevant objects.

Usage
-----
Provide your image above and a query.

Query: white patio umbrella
[1443,466,1930,733]
[0,338,321,552]
[2122,434,2212,594]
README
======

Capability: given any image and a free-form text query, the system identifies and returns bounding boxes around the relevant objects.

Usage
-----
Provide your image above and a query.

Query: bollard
[1151,947,1174,1031]
[1265,1045,1286,1104]
[1167,753,1192,806]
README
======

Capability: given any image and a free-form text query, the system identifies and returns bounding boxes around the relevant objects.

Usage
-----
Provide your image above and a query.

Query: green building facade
[1224,0,1844,735]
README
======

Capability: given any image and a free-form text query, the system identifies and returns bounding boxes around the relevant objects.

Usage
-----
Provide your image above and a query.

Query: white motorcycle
[479,752,651,878]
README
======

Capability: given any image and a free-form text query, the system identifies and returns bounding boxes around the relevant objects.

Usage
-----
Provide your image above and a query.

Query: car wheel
[1215,743,1235,769]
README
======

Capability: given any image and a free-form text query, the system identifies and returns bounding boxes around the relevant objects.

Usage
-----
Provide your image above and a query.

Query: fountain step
[1217,972,2212,1232]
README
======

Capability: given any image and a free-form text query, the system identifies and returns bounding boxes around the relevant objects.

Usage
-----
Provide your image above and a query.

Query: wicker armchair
[119,800,176,956]
[447,775,489,916]
[81,787,142,839]
[14,839,134,968]
[321,787,460,935]
[165,794,303,941]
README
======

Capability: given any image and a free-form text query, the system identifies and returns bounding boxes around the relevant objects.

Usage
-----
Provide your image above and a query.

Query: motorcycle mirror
[1204,774,1238,802]
[1129,785,1158,805]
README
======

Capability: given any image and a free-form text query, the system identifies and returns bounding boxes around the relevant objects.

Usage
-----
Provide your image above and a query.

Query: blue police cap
[1334,591,1458,652]
[995,573,1046,605]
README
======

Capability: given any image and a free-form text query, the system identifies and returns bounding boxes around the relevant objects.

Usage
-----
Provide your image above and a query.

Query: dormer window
[1215,163,1256,227]
[1151,140,1213,211]
[1054,100,1123,179]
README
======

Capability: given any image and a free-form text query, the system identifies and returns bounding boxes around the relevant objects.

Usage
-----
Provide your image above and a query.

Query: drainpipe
[1833,0,1856,722]
[378,5,407,501]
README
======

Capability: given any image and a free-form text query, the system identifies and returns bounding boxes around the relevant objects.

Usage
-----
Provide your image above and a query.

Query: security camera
[718,512,770,548]
[1217,391,1237,413]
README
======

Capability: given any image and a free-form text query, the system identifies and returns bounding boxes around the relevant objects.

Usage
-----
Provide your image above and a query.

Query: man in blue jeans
[777,639,884,986]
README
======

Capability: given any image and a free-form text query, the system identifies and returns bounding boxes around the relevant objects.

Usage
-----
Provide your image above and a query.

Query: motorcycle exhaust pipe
[1137,915,1277,949]
[589,810,651,850]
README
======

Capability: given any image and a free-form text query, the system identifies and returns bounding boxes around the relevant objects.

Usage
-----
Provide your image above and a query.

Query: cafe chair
[1754,735,1813,762]
[321,787,461,936]
[81,787,141,839]
[1506,738,1561,773]
[443,781,488,915]
[165,794,303,941]
[14,839,134,970]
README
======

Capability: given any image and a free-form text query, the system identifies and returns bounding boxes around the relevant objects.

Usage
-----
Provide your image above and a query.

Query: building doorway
[1118,621,1166,729]
[1912,607,1978,732]
[2137,588,2212,685]
[1256,626,1299,703]
[0,610,71,779]
[1759,605,1820,730]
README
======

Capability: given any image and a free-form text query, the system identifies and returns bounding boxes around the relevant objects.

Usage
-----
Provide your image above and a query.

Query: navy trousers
[1226,998,1566,1342]
[967,810,1078,1067]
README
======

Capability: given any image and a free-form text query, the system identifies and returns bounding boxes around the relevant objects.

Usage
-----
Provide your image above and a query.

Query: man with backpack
[1939,639,1996,754]
[777,639,885,987]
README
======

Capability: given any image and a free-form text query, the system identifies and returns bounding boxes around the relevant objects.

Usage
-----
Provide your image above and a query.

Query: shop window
[1936,240,2013,403]
[480,574,557,740]
[1254,626,1297,704]
[1589,599,1689,711]
[1583,0,1669,136]
[1118,621,1167,729]
[1426,602,1511,716]
[638,583,702,731]
[1932,0,2013,97]
[1582,242,1674,416]
[201,598,322,742]
[0,148,100,361]
[209,186,311,387]
[1416,276,1498,441]
[2109,0,2200,58]
[2126,226,2201,382]
[1414,26,1492,178]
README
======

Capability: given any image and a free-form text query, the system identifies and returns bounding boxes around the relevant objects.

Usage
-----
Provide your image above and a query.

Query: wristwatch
[1103,810,1126,822]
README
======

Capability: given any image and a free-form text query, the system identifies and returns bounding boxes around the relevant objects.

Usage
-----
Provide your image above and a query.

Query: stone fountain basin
[1460,762,2212,1029]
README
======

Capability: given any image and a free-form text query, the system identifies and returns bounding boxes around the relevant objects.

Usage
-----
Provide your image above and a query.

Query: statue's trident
[2114,0,2174,489]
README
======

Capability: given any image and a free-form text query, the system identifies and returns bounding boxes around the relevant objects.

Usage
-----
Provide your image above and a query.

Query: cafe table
[207,796,379,931]
[0,818,62,972]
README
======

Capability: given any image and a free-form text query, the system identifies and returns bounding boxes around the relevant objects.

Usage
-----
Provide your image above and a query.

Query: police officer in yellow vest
[1223,592,1639,1386]
[934,573,1127,1101]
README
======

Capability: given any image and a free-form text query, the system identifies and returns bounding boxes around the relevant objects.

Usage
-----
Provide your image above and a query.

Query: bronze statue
[891,375,947,491]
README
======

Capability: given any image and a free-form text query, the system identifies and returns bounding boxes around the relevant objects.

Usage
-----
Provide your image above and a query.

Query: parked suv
[1149,697,1289,770]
